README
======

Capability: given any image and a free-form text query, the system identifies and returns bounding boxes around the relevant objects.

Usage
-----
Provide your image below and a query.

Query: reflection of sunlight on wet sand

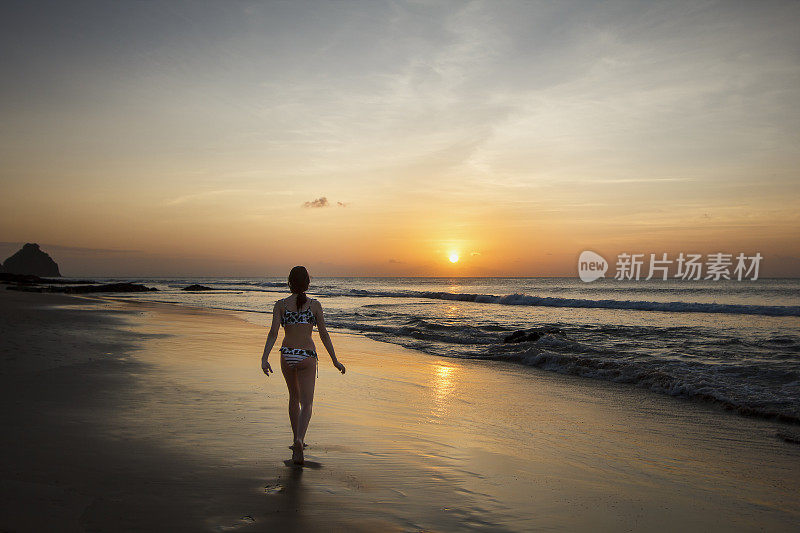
[70,298,800,531]
[430,363,456,418]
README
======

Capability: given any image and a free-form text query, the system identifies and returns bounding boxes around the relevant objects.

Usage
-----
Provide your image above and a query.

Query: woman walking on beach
[261,266,346,465]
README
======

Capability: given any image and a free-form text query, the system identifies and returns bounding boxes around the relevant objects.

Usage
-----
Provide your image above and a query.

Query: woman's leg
[295,356,317,445]
[280,355,301,443]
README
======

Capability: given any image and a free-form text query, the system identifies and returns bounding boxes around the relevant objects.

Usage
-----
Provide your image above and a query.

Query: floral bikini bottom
[280,347,319,377]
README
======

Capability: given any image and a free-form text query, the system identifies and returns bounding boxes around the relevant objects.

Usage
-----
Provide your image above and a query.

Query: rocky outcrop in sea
[2,243,61,277]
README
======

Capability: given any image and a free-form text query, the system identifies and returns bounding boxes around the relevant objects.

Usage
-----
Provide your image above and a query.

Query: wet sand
[1,289,799,532]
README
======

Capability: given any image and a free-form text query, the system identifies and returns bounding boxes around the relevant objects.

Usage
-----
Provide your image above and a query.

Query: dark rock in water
[4,273,98,285]
[182,284,214,291]
[59,282,158,293]
[7,282,157,294]
[0,273,46,284]
[67,282,157,293]
[0,273,97,285]
[503,326,564,343]
[46,277,99,285]
[2,243,61,277]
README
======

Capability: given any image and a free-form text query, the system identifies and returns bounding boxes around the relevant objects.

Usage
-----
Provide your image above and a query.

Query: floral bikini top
[281,300,317,326]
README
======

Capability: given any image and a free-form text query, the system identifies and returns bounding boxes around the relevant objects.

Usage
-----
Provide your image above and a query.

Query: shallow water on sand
[103,277,800,424]
[94,300,800,532]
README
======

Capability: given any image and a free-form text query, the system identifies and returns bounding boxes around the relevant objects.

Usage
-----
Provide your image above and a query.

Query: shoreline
[90,276,800,428]
[102,293,800,428]
[2,290,799,531]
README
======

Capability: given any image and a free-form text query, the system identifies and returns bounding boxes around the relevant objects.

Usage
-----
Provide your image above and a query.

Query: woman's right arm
[261,300,282,375]
[313,299,345,374]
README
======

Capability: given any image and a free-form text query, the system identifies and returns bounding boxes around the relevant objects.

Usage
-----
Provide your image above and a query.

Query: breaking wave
[342,289,800,317]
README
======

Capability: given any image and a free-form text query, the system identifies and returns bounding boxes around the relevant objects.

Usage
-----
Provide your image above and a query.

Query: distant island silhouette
[2,243,60,277]
[0,243,160,294]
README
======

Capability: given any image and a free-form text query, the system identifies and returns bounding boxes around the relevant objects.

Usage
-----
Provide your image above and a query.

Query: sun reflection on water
[430,363,456,418]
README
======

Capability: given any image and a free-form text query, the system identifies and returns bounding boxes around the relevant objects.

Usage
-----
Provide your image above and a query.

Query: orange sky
[1,2,798,277]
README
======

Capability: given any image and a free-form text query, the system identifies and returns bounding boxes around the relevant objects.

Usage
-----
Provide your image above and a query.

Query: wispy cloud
[302,197,329,208]
[589,178,695,184]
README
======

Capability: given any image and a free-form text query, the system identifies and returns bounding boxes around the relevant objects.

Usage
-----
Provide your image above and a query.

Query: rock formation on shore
[7,282,157,294]
[503,326,564,343]
[0,273,96,285]
[182,284,214,291]
[2,243,61,277]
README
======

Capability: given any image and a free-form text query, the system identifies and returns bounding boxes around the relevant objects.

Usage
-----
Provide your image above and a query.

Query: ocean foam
[341,289,800,317]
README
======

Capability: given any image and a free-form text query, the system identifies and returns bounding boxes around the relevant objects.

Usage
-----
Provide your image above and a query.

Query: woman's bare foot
[291,440,304,465]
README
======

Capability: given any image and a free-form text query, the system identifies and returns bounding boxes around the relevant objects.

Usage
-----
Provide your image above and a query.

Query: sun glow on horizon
[1,2,798,277]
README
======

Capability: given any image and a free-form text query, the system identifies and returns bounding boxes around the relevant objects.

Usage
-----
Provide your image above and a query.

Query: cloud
[470,251,481,256]
[388,258,404,264]
[337,201,347,207]
[302,197,329,208]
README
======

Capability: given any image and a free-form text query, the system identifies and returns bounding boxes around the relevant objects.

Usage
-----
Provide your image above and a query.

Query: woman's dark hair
[288,266,310,311]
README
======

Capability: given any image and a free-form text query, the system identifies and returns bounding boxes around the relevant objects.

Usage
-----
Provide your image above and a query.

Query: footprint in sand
[206,514,257,531]
[264,482,284,495]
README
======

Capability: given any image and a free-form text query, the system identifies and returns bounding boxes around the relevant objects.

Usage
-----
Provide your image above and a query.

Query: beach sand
[1,290,799,532]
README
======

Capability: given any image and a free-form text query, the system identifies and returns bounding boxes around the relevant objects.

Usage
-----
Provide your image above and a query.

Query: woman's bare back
[280,294,317,351]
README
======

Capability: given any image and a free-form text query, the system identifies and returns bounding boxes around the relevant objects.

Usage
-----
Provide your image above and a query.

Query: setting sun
[449,253,459,263]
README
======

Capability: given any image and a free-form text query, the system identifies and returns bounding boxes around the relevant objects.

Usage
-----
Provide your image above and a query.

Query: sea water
[94,276,800,423]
